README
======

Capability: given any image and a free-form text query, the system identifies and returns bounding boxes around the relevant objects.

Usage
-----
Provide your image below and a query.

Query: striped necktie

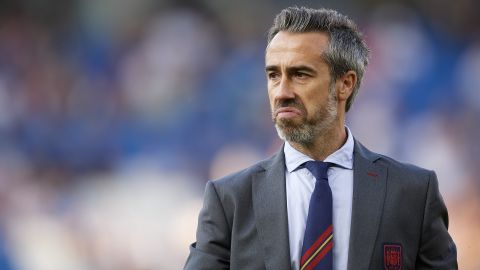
[300,161,333,270]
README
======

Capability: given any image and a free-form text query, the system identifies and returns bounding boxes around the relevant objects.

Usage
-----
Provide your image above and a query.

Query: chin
[274,123,315,145]
[275,116,303,127]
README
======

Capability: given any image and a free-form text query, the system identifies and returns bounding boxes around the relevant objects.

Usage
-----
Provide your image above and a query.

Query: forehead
[266,31,330,63]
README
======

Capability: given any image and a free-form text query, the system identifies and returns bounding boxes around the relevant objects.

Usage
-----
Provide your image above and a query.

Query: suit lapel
[252,149,291,270]
[347,141,387,270]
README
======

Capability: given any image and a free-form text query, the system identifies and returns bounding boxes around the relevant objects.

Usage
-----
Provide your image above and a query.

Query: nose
[273,76,295,101]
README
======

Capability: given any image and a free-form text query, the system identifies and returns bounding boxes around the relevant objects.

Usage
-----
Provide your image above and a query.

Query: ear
[336,70,357,102]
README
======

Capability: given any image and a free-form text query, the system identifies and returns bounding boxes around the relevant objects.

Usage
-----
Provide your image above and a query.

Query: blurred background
[0,0,478,269]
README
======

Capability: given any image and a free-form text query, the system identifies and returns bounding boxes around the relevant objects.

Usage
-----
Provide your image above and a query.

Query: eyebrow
[265,65,317,75]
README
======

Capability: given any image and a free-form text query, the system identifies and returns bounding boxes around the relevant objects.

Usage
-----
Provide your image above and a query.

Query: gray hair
[267,7,369,112]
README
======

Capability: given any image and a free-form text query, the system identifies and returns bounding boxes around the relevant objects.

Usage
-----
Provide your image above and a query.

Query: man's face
[265,31,338,145]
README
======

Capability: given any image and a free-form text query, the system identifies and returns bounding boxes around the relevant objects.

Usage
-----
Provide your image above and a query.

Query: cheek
[303,103,316,117]
[301,90,326,113]
[267,87,276,106]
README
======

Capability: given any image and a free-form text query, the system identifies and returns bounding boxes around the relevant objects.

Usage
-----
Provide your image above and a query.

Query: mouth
[275,107,303,119]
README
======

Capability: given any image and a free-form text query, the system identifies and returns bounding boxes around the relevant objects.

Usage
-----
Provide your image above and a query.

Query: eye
[294,72,308,79]
[267,72,280,80]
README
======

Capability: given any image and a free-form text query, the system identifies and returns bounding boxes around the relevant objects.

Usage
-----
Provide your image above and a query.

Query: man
[185,6,457,270]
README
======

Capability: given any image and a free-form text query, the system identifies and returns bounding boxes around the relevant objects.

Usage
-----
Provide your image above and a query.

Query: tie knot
[303,161,330,181]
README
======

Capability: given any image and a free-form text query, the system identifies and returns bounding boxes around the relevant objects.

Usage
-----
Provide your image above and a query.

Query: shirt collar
[284,126,354,173]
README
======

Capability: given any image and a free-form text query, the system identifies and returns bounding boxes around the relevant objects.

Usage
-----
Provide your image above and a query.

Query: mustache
[273,99,306,112]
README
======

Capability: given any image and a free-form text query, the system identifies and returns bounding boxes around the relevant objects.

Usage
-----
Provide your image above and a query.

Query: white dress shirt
[285,127,354,270]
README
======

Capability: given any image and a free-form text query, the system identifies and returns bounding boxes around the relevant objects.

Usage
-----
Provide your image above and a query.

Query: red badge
[384,244,402,270]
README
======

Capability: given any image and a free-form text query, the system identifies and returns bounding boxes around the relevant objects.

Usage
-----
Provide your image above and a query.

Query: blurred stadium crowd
[0,0,479,269]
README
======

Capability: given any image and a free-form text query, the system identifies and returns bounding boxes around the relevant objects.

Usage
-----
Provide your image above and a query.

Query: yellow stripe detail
[300,234,333,270]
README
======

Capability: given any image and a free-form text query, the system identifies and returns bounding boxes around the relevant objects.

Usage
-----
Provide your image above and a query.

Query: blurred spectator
[0,0,478,269]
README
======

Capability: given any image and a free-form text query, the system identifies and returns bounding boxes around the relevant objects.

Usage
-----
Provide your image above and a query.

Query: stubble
[273,85,338,146]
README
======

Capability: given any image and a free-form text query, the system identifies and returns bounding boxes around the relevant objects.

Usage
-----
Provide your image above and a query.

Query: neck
[289,122,347,161]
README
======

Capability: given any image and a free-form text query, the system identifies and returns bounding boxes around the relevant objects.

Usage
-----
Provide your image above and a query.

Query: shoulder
[377,153,436,191]
[211,160,265,189]
[208,148,284,194]
[355,140,435,186]
[376,154,433,177]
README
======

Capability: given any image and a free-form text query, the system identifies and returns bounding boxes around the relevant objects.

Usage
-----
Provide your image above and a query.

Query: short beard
[273,84,338,146]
